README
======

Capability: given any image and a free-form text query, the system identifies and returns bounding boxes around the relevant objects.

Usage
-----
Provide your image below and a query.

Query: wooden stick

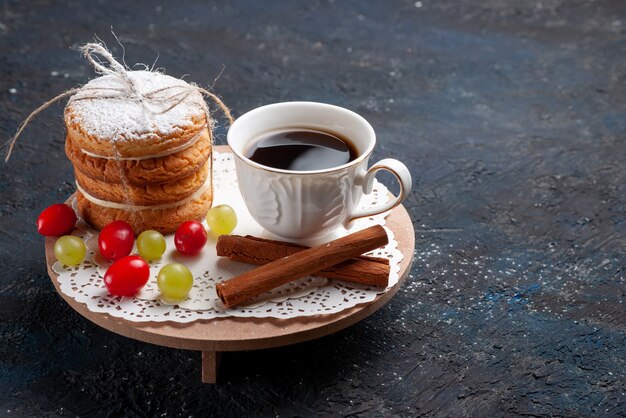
[201,351,222,384]
[216,225,388,308]
[216,234,389,287]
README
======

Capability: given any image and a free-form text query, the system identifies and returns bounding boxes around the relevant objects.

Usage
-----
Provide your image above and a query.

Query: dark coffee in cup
[245,129,358,171]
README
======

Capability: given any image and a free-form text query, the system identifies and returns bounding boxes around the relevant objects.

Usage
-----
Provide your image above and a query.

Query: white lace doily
[51,152,403,322]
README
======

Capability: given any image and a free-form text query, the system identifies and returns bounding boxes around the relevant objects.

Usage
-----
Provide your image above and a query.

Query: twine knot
[78,42,197,115]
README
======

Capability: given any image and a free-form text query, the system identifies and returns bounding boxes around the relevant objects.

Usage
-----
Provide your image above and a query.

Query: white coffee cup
[227,102,412,241]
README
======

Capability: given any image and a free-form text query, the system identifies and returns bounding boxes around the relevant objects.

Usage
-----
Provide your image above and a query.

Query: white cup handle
[347,158,412,223]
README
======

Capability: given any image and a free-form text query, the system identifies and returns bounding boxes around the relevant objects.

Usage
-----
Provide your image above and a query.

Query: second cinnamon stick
[216,234,390,287]
[216,225,388,308]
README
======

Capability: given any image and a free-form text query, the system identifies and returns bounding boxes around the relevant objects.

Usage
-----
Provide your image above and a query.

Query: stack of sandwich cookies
[65,70,214,233]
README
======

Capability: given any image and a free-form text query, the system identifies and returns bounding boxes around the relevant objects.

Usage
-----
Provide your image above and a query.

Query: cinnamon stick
[215,225,388,308]
[216,234,389,287]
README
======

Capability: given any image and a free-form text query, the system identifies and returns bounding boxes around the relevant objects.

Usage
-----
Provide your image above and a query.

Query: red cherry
[98,221,135,261]
[174,221,207,255]
[37,204,77,236]
[103,255,150,296]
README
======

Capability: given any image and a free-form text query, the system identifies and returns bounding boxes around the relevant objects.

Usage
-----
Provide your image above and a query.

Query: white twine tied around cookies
[4,42,233,162]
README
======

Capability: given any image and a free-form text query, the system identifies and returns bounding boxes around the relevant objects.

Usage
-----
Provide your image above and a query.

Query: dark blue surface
[1,0,625,416]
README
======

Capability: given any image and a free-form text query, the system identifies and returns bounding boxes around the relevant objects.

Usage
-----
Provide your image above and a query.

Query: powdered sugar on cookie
[66,70,207,142]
